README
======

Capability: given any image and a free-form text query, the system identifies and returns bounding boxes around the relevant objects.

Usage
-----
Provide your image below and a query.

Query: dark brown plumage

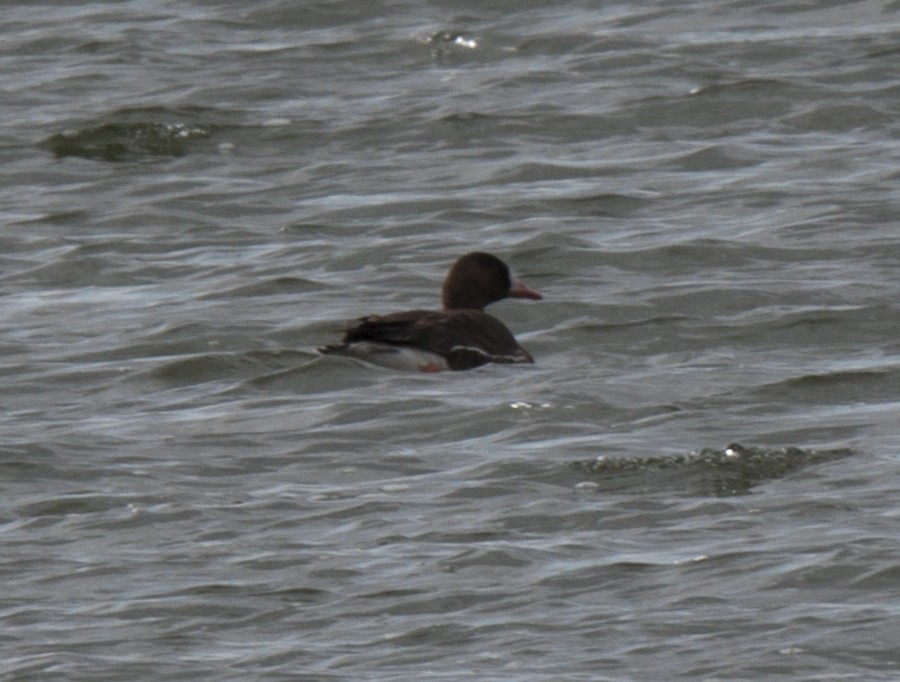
[318,252,542,371]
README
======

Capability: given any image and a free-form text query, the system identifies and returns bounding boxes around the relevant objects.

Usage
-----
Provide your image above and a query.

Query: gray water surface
[2,1,900,680]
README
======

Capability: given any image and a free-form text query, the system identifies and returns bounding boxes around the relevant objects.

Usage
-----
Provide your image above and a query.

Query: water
[2,1,899,679]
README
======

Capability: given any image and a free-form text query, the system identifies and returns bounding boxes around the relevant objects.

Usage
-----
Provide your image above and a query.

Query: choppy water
[2,1,900,680]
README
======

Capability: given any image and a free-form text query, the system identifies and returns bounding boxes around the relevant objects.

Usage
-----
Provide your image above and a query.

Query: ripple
[573,443,854,496]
